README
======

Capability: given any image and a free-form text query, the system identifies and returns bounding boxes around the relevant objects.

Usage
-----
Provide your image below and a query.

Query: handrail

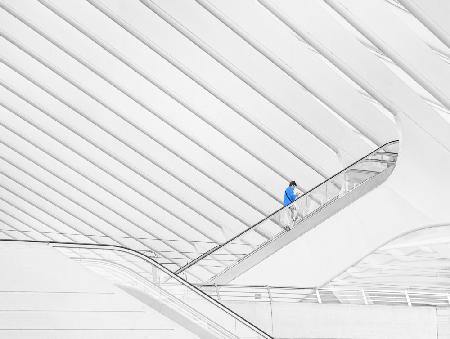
[0,238,273,339]
[176,140,399,275]
[199,283,450,307]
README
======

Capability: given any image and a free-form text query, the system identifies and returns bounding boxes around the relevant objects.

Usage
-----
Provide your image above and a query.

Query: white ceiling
[0,0,448,276]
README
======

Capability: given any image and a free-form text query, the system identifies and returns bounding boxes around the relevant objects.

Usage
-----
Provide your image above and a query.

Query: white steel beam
[137,0,376,163]
[195,0,397,147]
[259,0,450,151]
[397,0,450,50]
[326,0,450,110]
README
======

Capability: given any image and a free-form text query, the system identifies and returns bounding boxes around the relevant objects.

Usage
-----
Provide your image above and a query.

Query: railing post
[267,286,275,335]
[215,284,221,301]
[344,171,349,195]
[361,288,368,305]
[316,289,322,304]
[405,290,411,307]
[151,265,160,285]
[304,195,309,216]
[267,286,273,304]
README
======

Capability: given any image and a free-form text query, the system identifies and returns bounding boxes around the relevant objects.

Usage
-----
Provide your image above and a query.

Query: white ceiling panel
[2,0,446,276]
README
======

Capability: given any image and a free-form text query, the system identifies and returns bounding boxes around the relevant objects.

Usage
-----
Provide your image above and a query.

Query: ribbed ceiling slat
[326,0,450,110]
[397,0,450,50]
[138,0,375,161]
[80,0,342,175]
[194,0,398,147]
[11,0,450,275]
[0,3,284,230]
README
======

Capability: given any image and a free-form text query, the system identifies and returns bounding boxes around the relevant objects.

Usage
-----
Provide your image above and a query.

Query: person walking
[284,180,299,207]
[283,181,301,230]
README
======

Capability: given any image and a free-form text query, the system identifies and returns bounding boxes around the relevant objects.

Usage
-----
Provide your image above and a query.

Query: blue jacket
[284,186,297,206]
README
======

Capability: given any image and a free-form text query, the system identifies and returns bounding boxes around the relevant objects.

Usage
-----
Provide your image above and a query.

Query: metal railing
[0,226,221,278]
[177,141,399,281]
[199,284,450,308]
[0,239,272,339]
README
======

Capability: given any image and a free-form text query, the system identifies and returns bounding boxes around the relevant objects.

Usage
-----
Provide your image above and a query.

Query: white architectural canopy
[0,0,448,273]
[330,225,450,291]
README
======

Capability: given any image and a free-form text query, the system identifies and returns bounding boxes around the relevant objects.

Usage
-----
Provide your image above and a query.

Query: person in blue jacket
[283,180,300,230]
[284,180,299,207]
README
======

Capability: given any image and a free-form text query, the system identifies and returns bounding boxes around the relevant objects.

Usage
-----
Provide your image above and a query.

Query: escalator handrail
[0,238,273,339]
[176,140,399,275]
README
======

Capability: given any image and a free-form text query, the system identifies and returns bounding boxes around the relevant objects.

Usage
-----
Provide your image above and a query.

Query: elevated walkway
[199,284,439,339]
[177,141,399,284]
[201,284,450,308]
[229,110,450,288]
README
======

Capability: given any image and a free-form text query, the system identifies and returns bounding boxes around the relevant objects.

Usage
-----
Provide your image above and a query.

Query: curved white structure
[234,107,450,286]
[0,0,449,338]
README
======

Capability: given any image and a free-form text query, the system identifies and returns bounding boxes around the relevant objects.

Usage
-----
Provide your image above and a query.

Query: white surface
[0,242,199,339]
[327,0,450,110]
[0,0,405,271]
[398,0,450,49]
[328,225,450,290]
[234,112,450,286]
[233,0,450,287]
[225,301,437,339]
[0,0,448,291]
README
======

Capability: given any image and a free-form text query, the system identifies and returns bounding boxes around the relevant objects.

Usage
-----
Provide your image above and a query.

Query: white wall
[0,242,200,339]
[224,300,438,339]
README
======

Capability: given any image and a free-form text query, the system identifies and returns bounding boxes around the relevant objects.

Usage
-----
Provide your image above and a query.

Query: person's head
[289,180,297,187]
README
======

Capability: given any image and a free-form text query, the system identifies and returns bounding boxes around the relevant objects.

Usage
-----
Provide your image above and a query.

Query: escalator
[0,239,272,339]
[0,141,399,337]
[177,141,399,284]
